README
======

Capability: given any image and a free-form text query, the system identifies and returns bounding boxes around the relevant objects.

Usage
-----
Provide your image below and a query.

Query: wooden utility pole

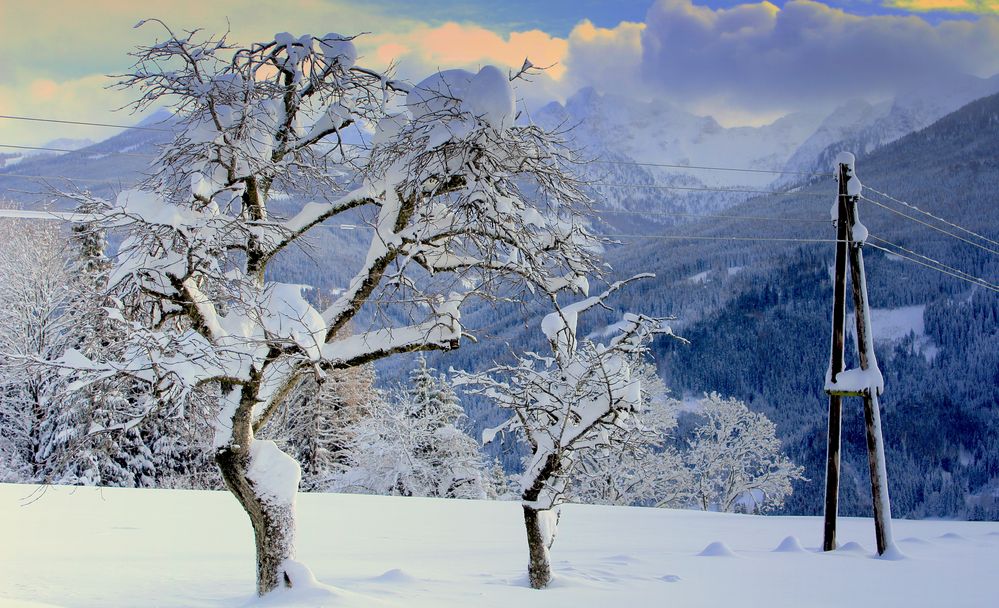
[822,162,850,552]
[823,153,895,556]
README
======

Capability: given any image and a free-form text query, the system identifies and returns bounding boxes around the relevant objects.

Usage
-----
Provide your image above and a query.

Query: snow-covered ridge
[847,305,937,361]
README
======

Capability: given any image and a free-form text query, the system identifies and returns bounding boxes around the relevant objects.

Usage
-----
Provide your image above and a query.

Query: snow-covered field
[2,484,998,607]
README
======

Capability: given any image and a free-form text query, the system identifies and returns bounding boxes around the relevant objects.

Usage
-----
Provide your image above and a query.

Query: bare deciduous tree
[59,22,600,596]
[460,277,676,588]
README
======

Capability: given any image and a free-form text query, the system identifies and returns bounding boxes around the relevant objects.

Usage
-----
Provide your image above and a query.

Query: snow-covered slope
[2,483,999,607]
[779,73,999,185]
[0,137,96,169]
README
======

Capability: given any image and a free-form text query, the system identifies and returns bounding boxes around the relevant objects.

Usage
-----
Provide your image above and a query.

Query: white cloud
[635,0,999,114]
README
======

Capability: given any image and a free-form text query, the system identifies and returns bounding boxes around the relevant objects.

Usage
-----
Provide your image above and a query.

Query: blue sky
[366,0,990,33]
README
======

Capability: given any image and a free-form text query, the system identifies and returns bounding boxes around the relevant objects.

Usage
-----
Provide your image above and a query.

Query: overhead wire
[1,113,827,178]
[0,114,173,132]
[863,184,999,249]
[0,173,136,184]
[589,158,830,177]
[860,195,999,257]
[0,143,157,159]
[595,209,829,223]
[866,240,999,293]
[592,182,828,197]
[869,234,999,289]
[594,234,844,244]
[1,170,826,199]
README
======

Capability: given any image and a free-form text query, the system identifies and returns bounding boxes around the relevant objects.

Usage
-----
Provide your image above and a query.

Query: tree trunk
[523,504,555,589]
[521,452,562,589]
[215,387,301,596]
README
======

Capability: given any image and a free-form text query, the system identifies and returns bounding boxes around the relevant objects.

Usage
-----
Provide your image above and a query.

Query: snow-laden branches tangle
[61,21,602,597]
[458,277,680,588]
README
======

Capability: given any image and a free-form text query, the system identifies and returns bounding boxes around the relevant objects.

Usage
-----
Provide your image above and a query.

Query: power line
[869,235,999,291]
[594,182,828,197]
[0,209,92,221]
[864,185,999,250]
[595,233,843,244]
[0,114,172,132]
[0,174,135,184]
[860,195,999,257]
[867,241,999,293]
[0,143,156,159]
[0,113,834,179]
[596,209,829,223]
[0,172,828,200]
[590,158,829,177]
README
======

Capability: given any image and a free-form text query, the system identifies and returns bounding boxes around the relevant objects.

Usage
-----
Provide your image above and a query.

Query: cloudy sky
[1,0,998,146]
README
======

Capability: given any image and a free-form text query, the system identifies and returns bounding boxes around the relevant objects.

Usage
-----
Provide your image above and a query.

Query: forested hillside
[2,85,996,521]
[619,92,999,519]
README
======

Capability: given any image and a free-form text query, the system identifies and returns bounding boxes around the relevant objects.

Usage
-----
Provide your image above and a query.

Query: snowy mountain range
[3,71,997,222]
[520,72,999,228]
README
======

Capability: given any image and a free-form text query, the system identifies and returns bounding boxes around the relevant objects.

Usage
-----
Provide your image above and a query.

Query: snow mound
[837,541,867,553]
[698,541,736,557]
[937,532,968,542]
[372,569,417,584]
[773,536,806,553]
[899,537,930,545]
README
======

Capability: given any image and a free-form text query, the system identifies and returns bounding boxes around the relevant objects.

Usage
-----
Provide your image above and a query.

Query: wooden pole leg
[863,392,895,555]
[823,394,843,552]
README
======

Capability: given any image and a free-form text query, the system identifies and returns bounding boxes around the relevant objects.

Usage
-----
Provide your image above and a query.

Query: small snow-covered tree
[461,277,674,589]
[332,360,491,499]
[0,217,77,482]
[685,393,805,513]
[267,362,378,490]
[59,23,600,596]
[568,363,692,508]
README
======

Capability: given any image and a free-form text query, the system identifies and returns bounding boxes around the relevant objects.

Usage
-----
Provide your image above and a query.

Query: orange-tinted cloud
[886,0,999,13]
[365,22,568,80]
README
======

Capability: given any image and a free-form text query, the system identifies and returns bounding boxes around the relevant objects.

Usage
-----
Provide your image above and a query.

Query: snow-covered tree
[59,23,600,596]
[461,277,674,589]
[0,214,220,489]
[685,393,805,513]
[331,359,491,499]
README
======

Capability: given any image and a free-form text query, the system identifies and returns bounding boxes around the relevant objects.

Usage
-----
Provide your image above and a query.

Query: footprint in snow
[660,575,681,583]
[603,554,640,564]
